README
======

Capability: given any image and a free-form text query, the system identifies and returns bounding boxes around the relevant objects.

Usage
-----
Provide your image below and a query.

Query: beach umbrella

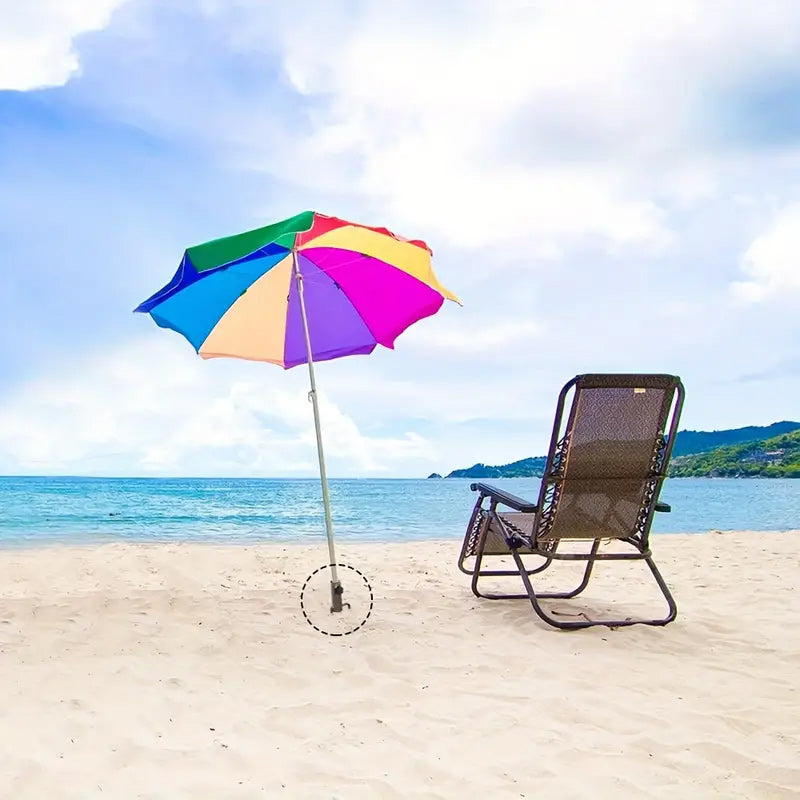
[135,211,459,613]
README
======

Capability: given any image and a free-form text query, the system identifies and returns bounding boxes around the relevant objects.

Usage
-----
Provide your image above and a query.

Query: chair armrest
[655,501,671,513]
[470,482,538,513]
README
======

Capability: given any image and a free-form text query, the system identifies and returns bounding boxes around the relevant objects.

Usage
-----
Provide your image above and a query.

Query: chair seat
[476,511,537,555]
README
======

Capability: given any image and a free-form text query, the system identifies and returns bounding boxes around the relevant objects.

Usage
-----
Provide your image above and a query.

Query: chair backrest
[534,374,684,544]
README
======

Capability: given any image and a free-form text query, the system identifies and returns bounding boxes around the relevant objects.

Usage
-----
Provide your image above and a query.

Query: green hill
[434,421,800,479]
[670,421,800,457]
[445,456,548,479]
[669,430,800,477]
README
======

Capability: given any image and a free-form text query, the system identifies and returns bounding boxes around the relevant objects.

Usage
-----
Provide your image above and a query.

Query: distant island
[432,421,800,479]
[445,456,548,479]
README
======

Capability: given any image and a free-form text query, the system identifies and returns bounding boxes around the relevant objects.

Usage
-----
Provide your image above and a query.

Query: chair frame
[458,374,685,630]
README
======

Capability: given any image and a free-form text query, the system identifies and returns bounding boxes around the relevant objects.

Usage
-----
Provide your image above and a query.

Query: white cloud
[732,203,800,302]
[0,0,128,91]
[266,1,673,249]
[313,349,553,429]
[58,0,800,257]
[399,314,544,358]
[0,337,435,476]
[257,0,800,250]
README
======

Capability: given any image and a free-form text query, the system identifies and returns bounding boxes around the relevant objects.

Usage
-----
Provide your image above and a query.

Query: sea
[0,476,797,548]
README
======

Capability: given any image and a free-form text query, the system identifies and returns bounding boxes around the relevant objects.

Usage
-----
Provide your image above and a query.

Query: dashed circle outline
[300,563,374,636]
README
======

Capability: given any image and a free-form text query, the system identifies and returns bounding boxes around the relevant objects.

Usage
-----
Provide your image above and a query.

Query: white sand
[0,531,798,799]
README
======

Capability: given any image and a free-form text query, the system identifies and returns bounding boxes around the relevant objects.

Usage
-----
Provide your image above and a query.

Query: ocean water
[0,476,798,548]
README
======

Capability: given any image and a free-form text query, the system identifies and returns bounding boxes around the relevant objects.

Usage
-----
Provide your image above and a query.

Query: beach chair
[458,374,685,629]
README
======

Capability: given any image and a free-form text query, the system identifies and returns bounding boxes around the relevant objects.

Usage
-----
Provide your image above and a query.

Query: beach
[0,531,798,799]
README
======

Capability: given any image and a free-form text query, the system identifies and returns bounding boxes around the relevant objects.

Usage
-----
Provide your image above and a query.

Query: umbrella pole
[292,249,345,614]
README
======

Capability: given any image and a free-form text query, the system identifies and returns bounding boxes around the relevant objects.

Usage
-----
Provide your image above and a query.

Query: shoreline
[0,526,798,552]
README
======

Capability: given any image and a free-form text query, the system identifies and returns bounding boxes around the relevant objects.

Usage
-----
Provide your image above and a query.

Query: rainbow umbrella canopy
[135,211,459,612]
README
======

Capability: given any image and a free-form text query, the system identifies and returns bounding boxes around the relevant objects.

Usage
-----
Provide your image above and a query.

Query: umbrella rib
[299,247,447,297]
[297,252,382,345]
[298,250,445,349]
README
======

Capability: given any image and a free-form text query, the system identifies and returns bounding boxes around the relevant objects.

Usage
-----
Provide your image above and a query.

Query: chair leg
[644,555,678,625]
[464,552,553,579]
[510,547,678,630]
[474,540,597,603]
[470,531,552,600]
[535,540,599,600]
[471,556,554,600]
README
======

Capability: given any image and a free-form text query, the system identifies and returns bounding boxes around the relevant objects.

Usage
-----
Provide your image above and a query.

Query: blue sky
[1,0,799,477]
